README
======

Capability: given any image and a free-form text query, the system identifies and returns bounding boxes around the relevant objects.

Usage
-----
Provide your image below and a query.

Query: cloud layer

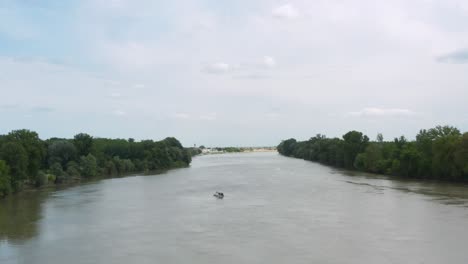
[347,108,416,118]
[436,49,468,64]
[1,0,468,146]
[272,4,299,19]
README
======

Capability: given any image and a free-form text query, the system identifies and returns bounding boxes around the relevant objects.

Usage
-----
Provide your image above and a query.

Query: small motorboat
[213,192,224,199]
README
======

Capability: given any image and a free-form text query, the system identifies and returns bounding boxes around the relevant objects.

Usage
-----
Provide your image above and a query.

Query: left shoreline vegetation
[0,129,194,198]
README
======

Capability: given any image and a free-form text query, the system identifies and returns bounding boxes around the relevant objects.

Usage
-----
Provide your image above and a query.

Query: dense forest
[0,129,193,197]
[278,125,468,181]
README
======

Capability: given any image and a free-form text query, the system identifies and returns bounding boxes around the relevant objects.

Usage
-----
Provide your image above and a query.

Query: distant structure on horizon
[200,146,277,155]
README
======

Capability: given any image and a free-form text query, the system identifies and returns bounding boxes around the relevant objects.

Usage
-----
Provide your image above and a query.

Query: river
[1,152,468,263]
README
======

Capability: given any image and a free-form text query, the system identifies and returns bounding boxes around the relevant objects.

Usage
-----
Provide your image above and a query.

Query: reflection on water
[337,169,468,207]
[0,191,46,244]
[1,153,468,264]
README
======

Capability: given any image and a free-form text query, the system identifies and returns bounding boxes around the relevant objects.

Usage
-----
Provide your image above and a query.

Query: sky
[1,0,468,147]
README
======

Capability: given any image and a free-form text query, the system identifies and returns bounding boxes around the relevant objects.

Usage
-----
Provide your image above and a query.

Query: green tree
[0,160,11,197]
[399,143,421,177]
[0,129,191,197]
[122,159,135,172]
[112,156,124,174]
[105,160,117,176]
[364,143,383,173]
[277,138,297,157]
[391,159,401,175]
[354,153,367,170]
[328,138,345,167]
[277,125,468,181]
[162,137,183,149]
[49,162,65,183]
[5,129,45,183]
[66,161,81,178]
[48,140,77,167]
[416,129,434,177]
[432,134,461,180]
[36,170,48,187]
[0,142,28,191]
[377,133,384,143]
[454,133,468,179]
[80,154,98,178]
[73,133,93,157]
[427,125,461,138]
[343,131,369,169]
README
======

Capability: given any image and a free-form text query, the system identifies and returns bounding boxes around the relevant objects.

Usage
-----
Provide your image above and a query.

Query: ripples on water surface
[1,152,468,263]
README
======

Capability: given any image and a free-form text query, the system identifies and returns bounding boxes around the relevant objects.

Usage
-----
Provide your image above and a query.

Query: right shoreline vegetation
[0,129,194,198]
[277,125,468,182]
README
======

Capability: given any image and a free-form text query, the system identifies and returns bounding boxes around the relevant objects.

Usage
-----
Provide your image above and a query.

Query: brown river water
[1,152,468,263]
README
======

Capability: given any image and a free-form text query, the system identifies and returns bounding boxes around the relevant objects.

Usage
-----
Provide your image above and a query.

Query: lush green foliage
[187,147,202,157]
[278,125,468,181]
[0,129,192,197]
[213,147,244,153]
[0,160,11,196]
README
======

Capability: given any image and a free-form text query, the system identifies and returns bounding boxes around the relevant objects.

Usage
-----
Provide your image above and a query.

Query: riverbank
[200,147,276,155]
[278,126,468,182]
[2,164,189,201]
[0,129,192,198]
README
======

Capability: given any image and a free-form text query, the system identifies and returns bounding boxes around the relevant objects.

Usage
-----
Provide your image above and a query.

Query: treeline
[197,146,245,153]
[278,125,468,181]
[214,147,244,153]
[187,147,202,156]
[0,129,192,197]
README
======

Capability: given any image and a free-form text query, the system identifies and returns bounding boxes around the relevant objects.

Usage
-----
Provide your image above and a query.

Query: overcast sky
[1,0,468,146]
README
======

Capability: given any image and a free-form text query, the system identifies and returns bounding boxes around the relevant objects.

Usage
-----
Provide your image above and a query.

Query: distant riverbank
[199,147,276,155]
[278,125,468,182]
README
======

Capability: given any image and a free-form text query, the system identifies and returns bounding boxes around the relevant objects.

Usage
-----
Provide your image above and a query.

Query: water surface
[2,152,468,263]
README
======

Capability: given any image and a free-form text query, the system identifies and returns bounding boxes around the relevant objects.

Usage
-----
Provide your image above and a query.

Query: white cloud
[101,41,158,70]
[266,112,281,121]
[263,56,276,68]
[199,112,217,121]
[104,80,121,86]
[347,108,416,118]
[110,92,121,98]
[113,110,126,116]
[2,0,468,145]
[107,0,126,8]
[436,49,468,64]
[31,106,55,113]
[272,4,299,19]
[234,73,270,80]
[189,17,217,32]
[202,63,232,74]
[174,113,190,119]
[203,57,275,77]
[0,104,20,110]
